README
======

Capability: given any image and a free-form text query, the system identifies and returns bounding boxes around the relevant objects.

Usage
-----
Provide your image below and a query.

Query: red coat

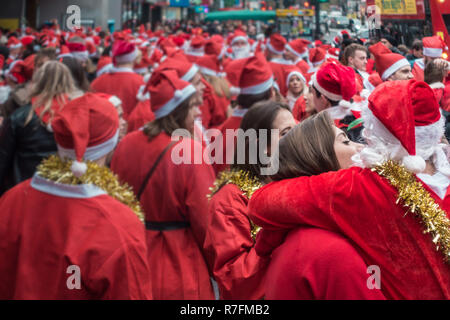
[269,58,294,97]
[204,183,269,299]
[295,59,310,80]
[200,80,230,129]
[111,131,215,299]
[127,100,154,133]
[212,110,246,175]
[266,227,386,299]
[91,69,144,120]
[0,176,151,299]
[412,58,425,82]
[249,167,450,299]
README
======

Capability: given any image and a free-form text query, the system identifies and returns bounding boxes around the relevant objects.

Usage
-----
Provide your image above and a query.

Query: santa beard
[232,44,251,59]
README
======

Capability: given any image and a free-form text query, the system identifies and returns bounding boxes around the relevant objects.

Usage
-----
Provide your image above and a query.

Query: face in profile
[184,94,202,135]
[191,72,206,99]
[268,108,296,156]
[333,126,364,169]
[388,65,414,81]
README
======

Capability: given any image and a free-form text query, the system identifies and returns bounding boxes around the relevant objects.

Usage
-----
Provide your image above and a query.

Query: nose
[354,142,364,152]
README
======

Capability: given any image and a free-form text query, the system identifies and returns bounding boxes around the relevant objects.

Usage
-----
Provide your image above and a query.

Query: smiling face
[333,126,364,169]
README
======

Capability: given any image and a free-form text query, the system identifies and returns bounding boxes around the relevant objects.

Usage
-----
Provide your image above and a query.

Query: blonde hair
[26,60,77,125]
[201,73,231,99]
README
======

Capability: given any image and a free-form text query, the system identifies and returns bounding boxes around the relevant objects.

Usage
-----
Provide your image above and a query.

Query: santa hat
[204,38,225,57]
[94,93,122,109]
[229,30,248,46]
[225,52,274,96]
[327,47,340,60]
[7,36,22,49]
[312,62,356,102]
[196,54,226,78]
[97,56,113,77]
[148,70,197,119]
[308,47,327,71]
[267,33,286,55]
[112,40,138,65]
[20,35,34,47]
[313,40,323,47]
[156,54,199,83]
[369,42,410,81]
[67,42,89,62]
[422,36,447,58]
[358,79,448,175]
[5,60,27,84]
[363,72,383,93]
[285,39,310,59]
[190,35,205,49]
[51,93,120,177]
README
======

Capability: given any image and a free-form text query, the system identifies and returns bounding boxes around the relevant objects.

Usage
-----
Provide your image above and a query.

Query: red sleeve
[199,92,213,129]
[204,184,269,299]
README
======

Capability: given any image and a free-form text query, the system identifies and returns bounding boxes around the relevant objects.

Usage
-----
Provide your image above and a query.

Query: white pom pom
[174,90,183,99]
[71,160,87,178]
[338,100,352,109]
[402,155,426,174]
[230,86,240,96]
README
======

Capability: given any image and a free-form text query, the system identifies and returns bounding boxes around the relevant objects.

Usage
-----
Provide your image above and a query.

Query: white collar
[415,58,425,70]
[429,82,445,89]
[270,58,293,65]
[417,171,450,199]
[110,66,135,74]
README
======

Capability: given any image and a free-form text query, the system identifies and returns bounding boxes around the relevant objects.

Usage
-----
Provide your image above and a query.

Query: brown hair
[231,100,291,182]
[424,59,447,85]
[237,88,272,109]
[343,43,367,66]
[143,93,196,140]
[35,47,57,69]
[201,73,231,99]
[271,111,340,181]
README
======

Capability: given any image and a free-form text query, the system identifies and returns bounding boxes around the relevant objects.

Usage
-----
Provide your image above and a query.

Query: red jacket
[266,227,386,299]
[200,80,230,129]
[0,176,151,299]
[249,167,450,299]
[91,69,144,120]
[204,183,269,299]
[111,131,215,299]
[412,59,425,82]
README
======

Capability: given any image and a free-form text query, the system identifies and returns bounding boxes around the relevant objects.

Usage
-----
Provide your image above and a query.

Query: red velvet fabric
[412,62,425,82]
[292,96,309,122]
[0,180,151,299]
[199,80,230,129]
[91,71,144,120]
[111,131,215,299]
[126,100,154,133]
[204,183,269,299]
[248,167,450,299]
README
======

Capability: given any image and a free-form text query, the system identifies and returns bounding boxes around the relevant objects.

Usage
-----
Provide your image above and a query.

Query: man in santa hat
[283,39,311,79]
[343,43,369,93]
[311,62,363,142]
[369,42,413,82]
[412,36,447,81]
[0,93,152,299]
[249,79,450,299]
[91,40,144,120]
[228,30,252,60]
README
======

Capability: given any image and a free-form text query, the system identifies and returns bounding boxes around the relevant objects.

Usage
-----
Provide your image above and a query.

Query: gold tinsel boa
[36,155,144,223]
[373,160,450,263]
[209,169,263,241]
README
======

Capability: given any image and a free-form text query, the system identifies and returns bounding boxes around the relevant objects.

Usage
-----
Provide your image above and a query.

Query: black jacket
[0,104,57,195]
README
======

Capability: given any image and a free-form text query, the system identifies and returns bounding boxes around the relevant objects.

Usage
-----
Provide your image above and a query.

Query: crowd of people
[0,18,450,300]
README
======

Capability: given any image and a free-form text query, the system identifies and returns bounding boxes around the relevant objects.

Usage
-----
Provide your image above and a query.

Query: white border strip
[182,64,199,81]
[312,73,343,101]
[240,76,274,95]
[114,48,138,64]
[423,47,443,58]
[381,58,410,80]
[267,40,284,55]
[285,44,305,58]
[154,84,196,119]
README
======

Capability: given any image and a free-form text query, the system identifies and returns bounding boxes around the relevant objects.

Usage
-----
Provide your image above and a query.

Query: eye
[343,140,351,145]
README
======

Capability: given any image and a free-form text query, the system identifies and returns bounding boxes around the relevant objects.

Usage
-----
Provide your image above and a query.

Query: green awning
[205,10,276,21]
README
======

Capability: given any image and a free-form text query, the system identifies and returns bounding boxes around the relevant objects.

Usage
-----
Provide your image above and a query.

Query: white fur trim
[136,85,150,102]
[423,47,443,58]
[143,73,151,83]
[182,64,199,81]
[286,71,306,88]
[154,84,196,119]
[71,160,87,178]
[402,155,426,173]
[285,44,306,58]
[199,66,221,77]
[267,40,284,55]
[312,73,343,101]
[97,63,113,77]
[108,95,122,107]
[381,58,410,80]
[240,76,274,95]
[429,82,445,89]
[231,36,248,45]
[114,48,138,64]
[71,51,89,62]
[270,58,293,65]
[230,86,241,96]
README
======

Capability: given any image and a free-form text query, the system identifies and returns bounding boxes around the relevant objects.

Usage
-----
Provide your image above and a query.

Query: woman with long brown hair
[204,100,296,299]
[0,60,81,195]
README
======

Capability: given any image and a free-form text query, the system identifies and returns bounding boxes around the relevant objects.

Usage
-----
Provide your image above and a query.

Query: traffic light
[261,1,266,10]
[304,2,309,7]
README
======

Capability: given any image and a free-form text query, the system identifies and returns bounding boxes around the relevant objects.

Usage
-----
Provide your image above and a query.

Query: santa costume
[0,93,151,299]
[111,70,216,300]
[249,80,450,299]
[91,40,144,120]
[412,36,446,81]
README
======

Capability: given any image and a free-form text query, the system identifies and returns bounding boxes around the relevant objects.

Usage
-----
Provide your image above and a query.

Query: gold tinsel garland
[373,160,450,263]
[36,155,145,223]
[208,169,263,241]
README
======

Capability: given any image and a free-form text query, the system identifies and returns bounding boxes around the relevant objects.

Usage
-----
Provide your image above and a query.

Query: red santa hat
[190,35,205,49]
[359,79,448,174]
[5,60,27,84]
[312,62,356,102]
[363,72,383,93]
[422,35,447,58]
[112,40,138,65]
[308,47,327,67]
[369,42,410,81]
[267,33,286,55]
[67,42,89,62]
[204,38,225,58]
[51,93,120,177]
[97,56,113,77]
[7,36,22,49]
[196,54,226,78]
[327,47,340,60]
[94,92,122,109]
[225,52,274,96]
[20,35,34,47]
[285,39,310,59]
[313,40,323,47]
[148,69,197,119]
[229,30,248,46]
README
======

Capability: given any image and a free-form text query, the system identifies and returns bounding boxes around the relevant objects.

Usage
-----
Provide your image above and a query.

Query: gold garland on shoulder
[36,155,145,223]
[208,169,263,241]
[373,160,450,263]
